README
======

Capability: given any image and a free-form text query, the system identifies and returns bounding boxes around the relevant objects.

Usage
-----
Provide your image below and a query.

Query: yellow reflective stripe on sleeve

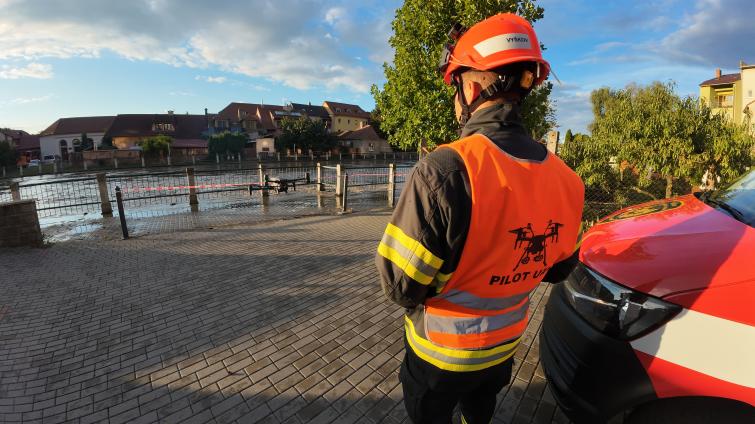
[434,272,453,294]
[436,272,453,283]
[378,243,434,285]
[384,223,444,270]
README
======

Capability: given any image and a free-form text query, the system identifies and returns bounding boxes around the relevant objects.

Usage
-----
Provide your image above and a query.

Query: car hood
[579,194,755,299]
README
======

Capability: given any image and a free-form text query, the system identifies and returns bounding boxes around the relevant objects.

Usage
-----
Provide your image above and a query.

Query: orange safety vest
[406,134,583,371]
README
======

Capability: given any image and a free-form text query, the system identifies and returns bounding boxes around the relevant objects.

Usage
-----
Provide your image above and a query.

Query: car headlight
[563,263,682,340]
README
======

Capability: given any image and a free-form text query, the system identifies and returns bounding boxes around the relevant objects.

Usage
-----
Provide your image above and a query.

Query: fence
[3,163,409,239]
[2,160,674,240]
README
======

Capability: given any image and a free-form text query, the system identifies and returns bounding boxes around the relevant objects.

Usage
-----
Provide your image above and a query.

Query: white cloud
[0,0,392,92]
[0,94,53,107]
[195,75,227,84]
[324,7,346,25]
[169,91,195,96]
[659,0,755,66]
[0,62,53,79]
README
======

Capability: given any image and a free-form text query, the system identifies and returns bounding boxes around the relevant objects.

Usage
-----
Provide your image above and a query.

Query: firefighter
[376,13,585,424]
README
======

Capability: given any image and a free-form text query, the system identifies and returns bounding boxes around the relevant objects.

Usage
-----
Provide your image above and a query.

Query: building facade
[337,125,392,154]
[322,101,371,134]
[699,61,755,130]
[39,116,115,160]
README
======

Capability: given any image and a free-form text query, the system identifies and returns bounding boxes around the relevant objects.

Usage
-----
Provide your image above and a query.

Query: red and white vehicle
[540,169,755,423]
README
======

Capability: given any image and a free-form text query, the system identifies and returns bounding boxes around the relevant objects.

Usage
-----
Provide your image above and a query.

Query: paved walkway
[0,212,569,423]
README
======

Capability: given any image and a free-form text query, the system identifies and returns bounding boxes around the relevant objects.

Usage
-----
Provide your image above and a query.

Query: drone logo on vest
[509,220,563,272]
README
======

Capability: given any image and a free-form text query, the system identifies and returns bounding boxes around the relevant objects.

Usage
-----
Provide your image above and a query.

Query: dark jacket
[376,103,578,309]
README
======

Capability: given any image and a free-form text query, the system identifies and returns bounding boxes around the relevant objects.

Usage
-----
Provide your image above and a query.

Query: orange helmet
[439,13,550,86]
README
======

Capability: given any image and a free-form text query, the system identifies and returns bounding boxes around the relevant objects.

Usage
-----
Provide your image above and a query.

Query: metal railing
[14,176,101,218]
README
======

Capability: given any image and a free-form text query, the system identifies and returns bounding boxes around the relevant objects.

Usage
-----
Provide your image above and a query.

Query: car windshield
[701,170,755,227]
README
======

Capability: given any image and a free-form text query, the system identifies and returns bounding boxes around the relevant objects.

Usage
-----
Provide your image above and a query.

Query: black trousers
[399,337,514,424]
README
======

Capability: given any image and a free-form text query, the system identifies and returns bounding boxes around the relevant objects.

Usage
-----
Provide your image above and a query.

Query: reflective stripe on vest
[420,133,584,353]
[404,316,520,372]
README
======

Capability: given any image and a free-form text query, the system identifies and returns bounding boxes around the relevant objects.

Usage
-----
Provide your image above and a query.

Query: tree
[99,136,115,150]
[80,132,94,151]
[588,82,753,198]
[372,0,552,150]
[208,131,247,158]
[564,129,573,145]
[276,118,335,153]
[138,135,172,158]
[369,107,389,140]
[0,141,17,167]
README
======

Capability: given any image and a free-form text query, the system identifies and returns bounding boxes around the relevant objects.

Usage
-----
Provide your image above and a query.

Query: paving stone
[0,212,565,424]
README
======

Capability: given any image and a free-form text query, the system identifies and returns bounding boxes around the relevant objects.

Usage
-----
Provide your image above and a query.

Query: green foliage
[0,141,17,167]
[100,136,115,150]
[564,129,573,145]
[208,131,247,158]
[369,107,389,140]
[576,81,754,201]
[138,135,173,158]
[80,132,94,151]
[276,117,335,152]
[372,0,552,150]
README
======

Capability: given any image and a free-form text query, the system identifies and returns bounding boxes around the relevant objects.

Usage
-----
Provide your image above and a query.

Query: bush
[208,132,247,158]
[138,135,172,158]
[0,141,17,167]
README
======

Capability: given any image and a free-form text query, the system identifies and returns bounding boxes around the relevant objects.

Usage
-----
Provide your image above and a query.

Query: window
[716,94,734,107]
[749,90,753,97]
[262,147,270,152]
[152,123,175,132]
[347,119,350,124]
[338,118,341,123]
[368,143,374,152]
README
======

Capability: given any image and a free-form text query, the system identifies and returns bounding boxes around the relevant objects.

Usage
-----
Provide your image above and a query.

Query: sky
[1,0,754,135]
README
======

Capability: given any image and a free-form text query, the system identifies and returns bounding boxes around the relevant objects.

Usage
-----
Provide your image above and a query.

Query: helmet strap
[455,73,516,126]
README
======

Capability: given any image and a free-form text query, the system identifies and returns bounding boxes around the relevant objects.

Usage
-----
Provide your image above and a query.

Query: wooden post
[141,155,146,168]
[10,182,20,201]
[316,163,323,191]
[216,153,220,164]
[341,173,349,213]
[83,161,88,171]
[192,155,196,165]
[2,166,5,178]
[335,163,342,197]
[186,167,198,209]
[388,163,396,208]
[38,162,42,174]
[114,157,119,169]
[258,163,264,187]
[19,165,23,177]
[96,173,112,216]
[167,155,171,166]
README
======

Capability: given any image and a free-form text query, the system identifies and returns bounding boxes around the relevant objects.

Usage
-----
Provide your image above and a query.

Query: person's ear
[464,80,481,105]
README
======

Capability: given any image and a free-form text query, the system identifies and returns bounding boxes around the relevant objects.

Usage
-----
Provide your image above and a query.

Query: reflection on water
[42,189,396,242]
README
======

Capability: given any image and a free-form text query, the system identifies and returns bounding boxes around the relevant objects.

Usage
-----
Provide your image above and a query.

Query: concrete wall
[256,137,276,155]
[0,200,43,248]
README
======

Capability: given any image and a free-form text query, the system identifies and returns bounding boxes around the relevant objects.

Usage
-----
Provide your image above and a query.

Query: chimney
[204,108,208,116]
[167,110,174,115]
[715,68,721,79]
